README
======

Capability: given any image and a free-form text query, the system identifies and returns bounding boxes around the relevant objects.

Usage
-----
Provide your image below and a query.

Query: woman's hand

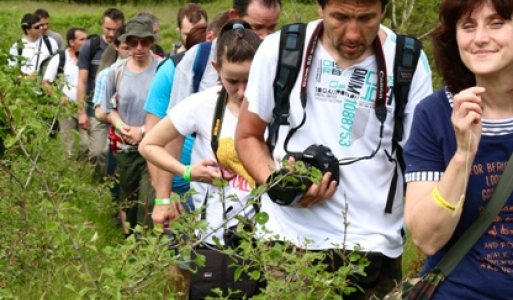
[190,160,222,183]
[452,86,485,158]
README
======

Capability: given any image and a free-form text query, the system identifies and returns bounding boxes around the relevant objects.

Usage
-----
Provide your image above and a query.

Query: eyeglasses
[31,24,43,30]
[126,38,153,48]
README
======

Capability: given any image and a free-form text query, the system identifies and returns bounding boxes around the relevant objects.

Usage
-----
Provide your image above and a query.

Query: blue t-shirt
[144,58,194,195]
[404,88,513,300]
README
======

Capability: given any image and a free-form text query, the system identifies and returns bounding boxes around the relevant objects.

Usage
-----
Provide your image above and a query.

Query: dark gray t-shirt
[77,36,107,97]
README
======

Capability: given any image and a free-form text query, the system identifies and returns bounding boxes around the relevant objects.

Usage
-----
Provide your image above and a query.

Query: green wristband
[183,165,191,182]
[115,121,125,130]
[155,198,171,205]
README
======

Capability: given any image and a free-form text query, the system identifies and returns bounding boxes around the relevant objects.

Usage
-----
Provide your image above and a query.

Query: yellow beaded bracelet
[432,186,456,212]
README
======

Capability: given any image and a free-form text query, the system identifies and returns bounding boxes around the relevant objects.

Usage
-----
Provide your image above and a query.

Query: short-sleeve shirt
[245,20,433,254]
[103,58,160,127]
[43,49,79,101]
[168,39,219,109]
[169,85,254,245]
[77,36,107,98]
[9,36,58,75]
[404,89,513,299]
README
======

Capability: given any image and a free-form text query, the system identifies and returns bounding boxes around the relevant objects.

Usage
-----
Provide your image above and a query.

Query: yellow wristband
[432,186,456,212]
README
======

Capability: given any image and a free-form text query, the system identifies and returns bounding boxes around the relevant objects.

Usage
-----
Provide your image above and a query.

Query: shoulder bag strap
[436,153,513,276]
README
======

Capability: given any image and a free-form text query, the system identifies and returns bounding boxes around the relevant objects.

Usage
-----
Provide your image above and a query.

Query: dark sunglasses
[31,24,43,30]
[126,38,153,48]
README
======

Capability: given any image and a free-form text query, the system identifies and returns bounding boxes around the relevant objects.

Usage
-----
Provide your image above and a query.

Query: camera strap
[283,22,387,165]
[211,88,228,162]
[209,88,260,218]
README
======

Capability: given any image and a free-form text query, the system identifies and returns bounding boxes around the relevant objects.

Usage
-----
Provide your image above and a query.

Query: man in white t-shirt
[43,27,87,156]
[236,0,433,298]
[9,13,58,76]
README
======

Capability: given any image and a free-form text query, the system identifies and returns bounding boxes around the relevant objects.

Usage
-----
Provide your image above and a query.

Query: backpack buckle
[279,113,290,125]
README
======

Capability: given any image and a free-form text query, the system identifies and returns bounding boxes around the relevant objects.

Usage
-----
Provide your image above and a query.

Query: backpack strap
[170,51,186,67]
[110,59,128,109]
[192,41,212,93]
[267,23,307,154]
[16,39,23,56]
[89,35,101,60]
[42,35,54,55]
[384,34,422,214]
[57,50,66,74]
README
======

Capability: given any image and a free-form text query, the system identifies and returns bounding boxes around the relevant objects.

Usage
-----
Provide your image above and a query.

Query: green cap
[119,16,156,42]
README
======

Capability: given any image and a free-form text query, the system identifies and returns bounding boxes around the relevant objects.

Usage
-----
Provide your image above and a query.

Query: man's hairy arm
[235,99,275,185]
[76,69,90,130]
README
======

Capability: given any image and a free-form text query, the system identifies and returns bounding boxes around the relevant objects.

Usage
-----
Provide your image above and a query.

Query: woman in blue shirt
[404,1,513,299]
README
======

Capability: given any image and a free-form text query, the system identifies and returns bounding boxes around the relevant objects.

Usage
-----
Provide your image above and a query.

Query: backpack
[156,40,212,94]
[87,34,102,61]
[269,23,422,213]
[38,49,66,80]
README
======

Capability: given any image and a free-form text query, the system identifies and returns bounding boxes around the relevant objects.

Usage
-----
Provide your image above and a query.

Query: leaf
[254,212,269,225]
[90,232,98,242]
[249,270,261,280]
[234,267,243,280]
[3,127,25,148]
[64,284,76,292]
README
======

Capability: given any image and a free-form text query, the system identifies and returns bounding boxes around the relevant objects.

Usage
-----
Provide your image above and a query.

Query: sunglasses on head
[220,21,251,36]
[126,37,153,48]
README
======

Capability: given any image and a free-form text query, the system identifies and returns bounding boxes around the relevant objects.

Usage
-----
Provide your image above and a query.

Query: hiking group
[9,0,513,299]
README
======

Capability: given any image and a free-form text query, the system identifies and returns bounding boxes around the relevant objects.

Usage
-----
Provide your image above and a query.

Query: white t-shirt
[9,36,58,75]
[168,39,219,110]
[43,49,79,101]
[245,20,433,256]
[169,85,255,245]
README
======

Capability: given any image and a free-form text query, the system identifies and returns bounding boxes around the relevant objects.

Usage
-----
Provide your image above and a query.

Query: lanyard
[284,22,388,165]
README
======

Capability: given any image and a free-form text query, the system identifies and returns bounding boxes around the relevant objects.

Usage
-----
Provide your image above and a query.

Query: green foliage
[0,0,439,298]
[0,47,179,298]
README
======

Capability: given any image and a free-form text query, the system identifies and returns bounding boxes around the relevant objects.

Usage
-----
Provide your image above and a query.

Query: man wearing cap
[101,16,161,235]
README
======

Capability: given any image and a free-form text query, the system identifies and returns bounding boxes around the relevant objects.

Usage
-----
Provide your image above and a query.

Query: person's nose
[344,20,361,43]
[474,24,490,45]
[237,83,247,99]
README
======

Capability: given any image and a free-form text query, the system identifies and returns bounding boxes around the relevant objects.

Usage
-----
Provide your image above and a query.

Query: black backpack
[268,23,422,213]
[87,34,102,61]
[38,49,66,80]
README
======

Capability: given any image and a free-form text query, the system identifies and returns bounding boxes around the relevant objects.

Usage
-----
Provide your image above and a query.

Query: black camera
[223,223,254,249]
[266,144,340,206]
